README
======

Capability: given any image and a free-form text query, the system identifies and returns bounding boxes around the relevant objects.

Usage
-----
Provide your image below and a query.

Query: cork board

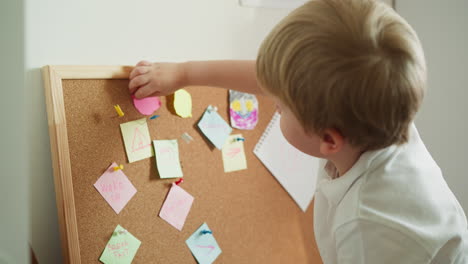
[42,65,322,263]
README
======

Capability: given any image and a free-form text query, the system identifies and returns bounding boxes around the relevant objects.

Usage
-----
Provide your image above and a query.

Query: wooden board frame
[42,65,320,263]
[42,66,132,263]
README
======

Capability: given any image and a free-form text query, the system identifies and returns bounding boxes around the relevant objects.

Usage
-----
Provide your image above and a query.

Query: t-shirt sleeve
[334,219,431,264]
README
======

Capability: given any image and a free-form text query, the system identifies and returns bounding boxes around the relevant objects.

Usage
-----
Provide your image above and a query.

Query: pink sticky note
[159,183,194,231]
[94,163,137,214]
[132,95,161,115]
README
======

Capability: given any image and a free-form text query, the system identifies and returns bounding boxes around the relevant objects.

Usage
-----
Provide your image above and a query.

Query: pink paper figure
[132,95,161,115]
[159,183,194,231]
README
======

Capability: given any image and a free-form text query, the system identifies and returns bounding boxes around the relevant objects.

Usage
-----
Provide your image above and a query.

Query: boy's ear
[319,128,344,156]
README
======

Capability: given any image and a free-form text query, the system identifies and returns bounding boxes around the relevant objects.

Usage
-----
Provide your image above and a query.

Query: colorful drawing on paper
[99,225,141,264]
[174,89,192,118]
[159,183,194,231]
[94,163,137,214]
[153,140,183,179]
[120,118,154,163]
[197,105,233,150]
[222,134,247,173]
[132,95,161,115]
[186,223,222,264]
[229,90,258,130]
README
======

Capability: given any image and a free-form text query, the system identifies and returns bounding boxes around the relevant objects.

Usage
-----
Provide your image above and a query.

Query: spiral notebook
[254,112,320,212]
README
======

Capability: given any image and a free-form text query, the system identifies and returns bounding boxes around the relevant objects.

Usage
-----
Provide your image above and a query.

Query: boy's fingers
[129,75,150,94]
[145,91,162,98]
[129,66,149,80]
[134,85,155,99]
[129,84,140,95]
[129,67,141,80]
[136,60,152,67]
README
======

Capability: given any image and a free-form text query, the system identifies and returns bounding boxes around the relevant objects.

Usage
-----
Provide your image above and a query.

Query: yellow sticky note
[120,118,154,163]
[222,134,247,173]
[174,89,192,118]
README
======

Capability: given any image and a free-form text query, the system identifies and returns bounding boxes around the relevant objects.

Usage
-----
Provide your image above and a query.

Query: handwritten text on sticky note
[197,106,232,149]
[222,134,247,173]
[186,223,222,264]
[94,163,137,214]
[99,225,141,264]
[159,183,194,231]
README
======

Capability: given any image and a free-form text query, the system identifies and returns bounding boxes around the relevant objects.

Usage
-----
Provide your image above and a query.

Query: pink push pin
[174,178,184,186]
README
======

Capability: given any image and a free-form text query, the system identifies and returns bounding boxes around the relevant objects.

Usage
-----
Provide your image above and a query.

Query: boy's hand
[129,60,186,98]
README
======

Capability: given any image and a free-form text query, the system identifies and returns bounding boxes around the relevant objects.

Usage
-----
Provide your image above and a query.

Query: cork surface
[62,79,321,263]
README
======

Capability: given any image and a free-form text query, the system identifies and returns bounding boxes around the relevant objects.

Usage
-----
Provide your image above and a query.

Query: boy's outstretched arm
[129,60,262,98]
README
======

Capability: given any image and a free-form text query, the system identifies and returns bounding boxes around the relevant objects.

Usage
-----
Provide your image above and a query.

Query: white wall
[0,1,29,264]
[25,0,290,262]
[396,1,468,213]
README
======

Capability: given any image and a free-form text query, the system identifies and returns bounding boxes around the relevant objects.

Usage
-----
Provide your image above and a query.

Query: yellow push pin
[113,164,124,171]
[114,104,125,117]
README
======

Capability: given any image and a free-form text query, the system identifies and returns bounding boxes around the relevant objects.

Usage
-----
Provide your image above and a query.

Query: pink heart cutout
[132,95,161,115]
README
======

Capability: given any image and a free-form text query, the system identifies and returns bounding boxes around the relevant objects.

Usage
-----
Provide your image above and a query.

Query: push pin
[113,230,127,236]
[114,105,125,117]
[174,178,184,186]
[207,105,218,113]
[113,164,124,171]
[181,132,193,143]
[150,115,160,120]
[233,137,245,142]
[200,230,212,235]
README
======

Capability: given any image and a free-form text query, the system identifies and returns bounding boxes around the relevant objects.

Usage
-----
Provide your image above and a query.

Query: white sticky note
[153,139,183,179]
[197,106,232,150]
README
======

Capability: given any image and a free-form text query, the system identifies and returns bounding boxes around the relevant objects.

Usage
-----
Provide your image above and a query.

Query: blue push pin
[200,230,212,235]
[233,137,245,142]
[150,115,160,120]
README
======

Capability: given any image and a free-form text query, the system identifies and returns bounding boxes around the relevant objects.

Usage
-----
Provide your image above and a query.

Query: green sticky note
[222,134,247,173]
[153,139,183,178]
[120,118,154,163]
[99,225,141,264]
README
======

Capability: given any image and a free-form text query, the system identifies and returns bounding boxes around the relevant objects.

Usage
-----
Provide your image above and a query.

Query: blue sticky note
[197,106,232,149]
[186,223,222,264]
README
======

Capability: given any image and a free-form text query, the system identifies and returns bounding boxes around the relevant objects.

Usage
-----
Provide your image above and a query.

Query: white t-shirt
[314,125,468,264]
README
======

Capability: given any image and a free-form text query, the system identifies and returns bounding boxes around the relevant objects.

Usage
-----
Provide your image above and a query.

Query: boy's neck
[327,146,363,178]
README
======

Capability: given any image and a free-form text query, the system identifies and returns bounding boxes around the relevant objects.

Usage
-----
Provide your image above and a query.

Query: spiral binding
[253,112,280,154]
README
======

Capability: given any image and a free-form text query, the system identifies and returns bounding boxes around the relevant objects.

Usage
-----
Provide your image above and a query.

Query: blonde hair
[257,0,426,151]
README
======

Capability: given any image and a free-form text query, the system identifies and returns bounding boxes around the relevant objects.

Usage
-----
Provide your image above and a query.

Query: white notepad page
[254,112,320,212]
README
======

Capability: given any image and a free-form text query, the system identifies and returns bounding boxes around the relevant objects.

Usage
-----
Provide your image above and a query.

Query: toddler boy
[129,0,468,262]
